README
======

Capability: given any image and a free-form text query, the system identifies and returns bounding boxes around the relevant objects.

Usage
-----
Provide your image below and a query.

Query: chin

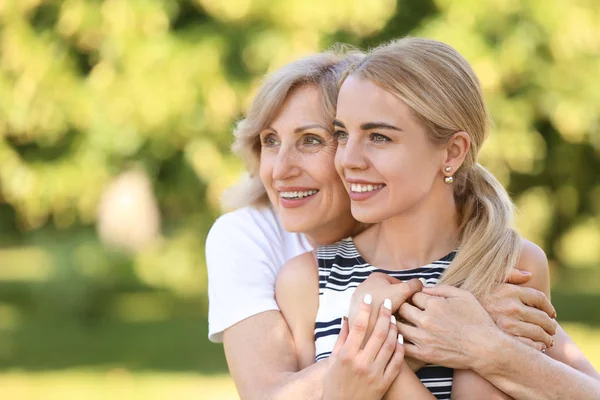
[280,218,313,234]
[351,209,384,225]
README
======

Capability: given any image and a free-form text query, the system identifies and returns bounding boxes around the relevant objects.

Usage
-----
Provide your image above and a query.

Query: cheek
[259,154,275,187]
[334,148,344,179]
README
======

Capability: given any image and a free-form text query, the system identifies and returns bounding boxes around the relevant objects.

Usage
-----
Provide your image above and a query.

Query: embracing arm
[206,210,324,399]
[454,240,598,399]
[223,311,327,400]
[402,283,600,400]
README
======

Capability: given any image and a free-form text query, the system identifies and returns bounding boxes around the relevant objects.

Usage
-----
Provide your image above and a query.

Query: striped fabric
[314,238,455,400]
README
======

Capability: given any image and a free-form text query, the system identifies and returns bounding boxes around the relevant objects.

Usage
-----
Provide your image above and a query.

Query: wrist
[470,330,510,376]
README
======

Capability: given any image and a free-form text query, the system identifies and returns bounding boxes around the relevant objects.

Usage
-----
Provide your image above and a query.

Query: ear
[442,131,470,173]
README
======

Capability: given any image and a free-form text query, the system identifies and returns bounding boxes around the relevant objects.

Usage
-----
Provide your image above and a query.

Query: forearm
[262,361,327,400]
[383,363,436,400]
[474,333,600,400]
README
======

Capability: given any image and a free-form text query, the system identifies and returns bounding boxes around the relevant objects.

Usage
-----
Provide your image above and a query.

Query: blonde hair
[345,37,521,296]
[222,47,364,210]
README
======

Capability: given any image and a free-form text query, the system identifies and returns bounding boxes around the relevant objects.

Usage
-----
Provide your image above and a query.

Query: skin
[330,74,598,397]
[220,81,582,399]
[258,84,359,245]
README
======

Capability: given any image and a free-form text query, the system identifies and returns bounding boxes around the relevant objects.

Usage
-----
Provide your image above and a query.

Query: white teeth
[350,183,384,193]
[279,190,318,199]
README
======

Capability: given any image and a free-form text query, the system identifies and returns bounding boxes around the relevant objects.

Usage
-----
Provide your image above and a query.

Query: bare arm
[383,363,436,400]
[223,310,328,400]
[399,285,600,400]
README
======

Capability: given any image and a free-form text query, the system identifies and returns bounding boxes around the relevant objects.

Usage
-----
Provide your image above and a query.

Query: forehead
[336,75,414,125]
[270,84,328,128]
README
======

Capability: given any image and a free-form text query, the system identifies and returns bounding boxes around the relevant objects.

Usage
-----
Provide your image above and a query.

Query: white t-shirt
[206,205,312,342]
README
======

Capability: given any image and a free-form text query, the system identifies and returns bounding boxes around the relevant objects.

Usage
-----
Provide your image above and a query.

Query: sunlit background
[0,0,599,398]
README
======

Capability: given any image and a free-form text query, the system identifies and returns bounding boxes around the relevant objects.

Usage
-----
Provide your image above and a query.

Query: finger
[388,279,423,311]
[396,321,420,345]
[410,292,433,310]
[362,300,393,361]
[506,268,532,284]
[345,293,374,355]
[373,314,398,369]
[331,317,349,358]
[421,284,465,298]
[518,305,558,336]
[398,303,423,327]
[519,287,556,318]
[402,342,425,362]
[383,341,405,384]
[514,336,547,352]
[498,318,554,349]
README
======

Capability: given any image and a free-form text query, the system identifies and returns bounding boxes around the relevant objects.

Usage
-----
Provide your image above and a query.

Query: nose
[340,136,367,171]
[272,145,302,181]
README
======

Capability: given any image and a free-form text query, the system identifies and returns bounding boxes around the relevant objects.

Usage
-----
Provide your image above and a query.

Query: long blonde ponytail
[440,164,522,296]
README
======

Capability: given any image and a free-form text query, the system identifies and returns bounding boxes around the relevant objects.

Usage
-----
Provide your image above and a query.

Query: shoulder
[276,252,320,326]
[207,206,278,243]
[276,252,319,301]
[516,238,551,296]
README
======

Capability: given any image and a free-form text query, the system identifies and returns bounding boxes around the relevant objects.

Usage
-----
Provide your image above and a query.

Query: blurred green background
[0,0,598,398]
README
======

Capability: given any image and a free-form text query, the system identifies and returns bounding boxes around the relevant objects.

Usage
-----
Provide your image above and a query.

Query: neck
[362,191,459,270]
[306,219,366,247]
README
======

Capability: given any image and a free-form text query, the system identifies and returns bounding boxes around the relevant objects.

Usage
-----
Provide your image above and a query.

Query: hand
[397,285,502,371]
[323,293,404,400]
[347,273,423,346]
[479,269,557,351]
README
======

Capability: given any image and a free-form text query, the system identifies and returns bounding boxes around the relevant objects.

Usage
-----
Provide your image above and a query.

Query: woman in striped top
[276,37,599,399]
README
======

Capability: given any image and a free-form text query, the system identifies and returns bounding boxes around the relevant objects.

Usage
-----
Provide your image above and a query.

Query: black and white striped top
[314,238,455,400]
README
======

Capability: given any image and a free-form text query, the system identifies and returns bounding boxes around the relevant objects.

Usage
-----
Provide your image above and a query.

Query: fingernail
[364,294,372,305]
[550,338,555,348]
[397,333,404,345]
[541,346,546,354]
[384,298,392,310]
[552,310,557,319]
[418,278,427,286]
[340,317,345,329]
[520,270,532,275]
[390,315,396,325]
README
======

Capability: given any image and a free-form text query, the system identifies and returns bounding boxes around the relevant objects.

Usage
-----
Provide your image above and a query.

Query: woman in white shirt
[205,47,595,399]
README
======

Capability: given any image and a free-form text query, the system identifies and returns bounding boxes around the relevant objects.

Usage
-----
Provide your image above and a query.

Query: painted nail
[398,333,404,345]
[550,338,555,348]
[418,278,427,286]
[364,293,372,305]
[384,298,392,310]
[390,315,396,325]
[541,346,546,354]
[520,270,532,275]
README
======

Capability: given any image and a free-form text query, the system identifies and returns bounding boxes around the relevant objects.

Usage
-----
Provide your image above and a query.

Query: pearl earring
[444,166,453,184]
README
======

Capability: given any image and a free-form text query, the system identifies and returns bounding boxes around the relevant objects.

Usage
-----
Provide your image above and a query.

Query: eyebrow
[333,120,402,132]
[361,122,402,132]
[294,123,329,134]
[263,124,329,134]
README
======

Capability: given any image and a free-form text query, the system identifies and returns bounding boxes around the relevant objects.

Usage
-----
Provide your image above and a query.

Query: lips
[276,187,320,208]
[345,179,386,201]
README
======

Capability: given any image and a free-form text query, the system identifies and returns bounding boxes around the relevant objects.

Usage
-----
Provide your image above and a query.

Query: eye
[371,132,391,143]
[333,130,348,143]
[303,135,323,145]
[261,133,280,147]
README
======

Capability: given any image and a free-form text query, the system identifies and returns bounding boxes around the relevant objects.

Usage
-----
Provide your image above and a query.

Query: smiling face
[259,84,357,242]
[334,75,450,224]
